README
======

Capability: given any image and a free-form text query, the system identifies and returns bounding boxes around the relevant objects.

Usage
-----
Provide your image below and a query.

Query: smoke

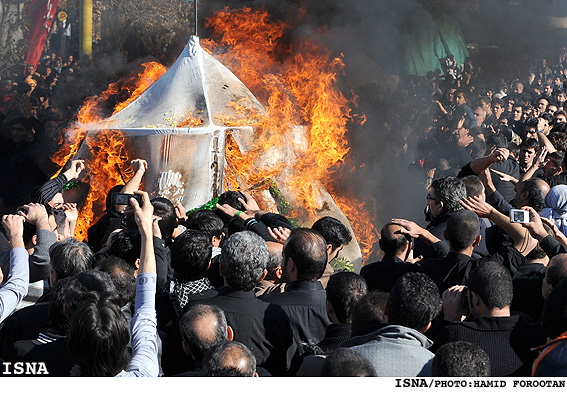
[50,0,567,258]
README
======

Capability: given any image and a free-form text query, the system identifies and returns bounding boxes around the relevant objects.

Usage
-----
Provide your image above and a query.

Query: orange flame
[204,8,377,260]
[52,62,165,240]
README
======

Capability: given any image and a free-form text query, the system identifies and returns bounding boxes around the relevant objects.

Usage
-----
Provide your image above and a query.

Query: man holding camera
[432,262,546,376]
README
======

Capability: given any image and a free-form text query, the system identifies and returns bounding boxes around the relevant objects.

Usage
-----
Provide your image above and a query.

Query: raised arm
[121,159,148,195]
[521,147,548,182]
[469,148,509,175]
[118,191,158,377]
[0,215,29,322]
[460,196,537,256]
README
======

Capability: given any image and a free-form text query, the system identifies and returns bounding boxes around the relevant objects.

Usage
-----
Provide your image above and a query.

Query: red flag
[24,0,59,74]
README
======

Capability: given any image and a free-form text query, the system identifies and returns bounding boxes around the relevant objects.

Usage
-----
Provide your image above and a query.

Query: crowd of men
[2,48,567,377]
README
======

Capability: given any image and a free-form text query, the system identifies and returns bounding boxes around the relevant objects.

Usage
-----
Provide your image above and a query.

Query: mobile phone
[509,209,529,224]
[113,193,142,206]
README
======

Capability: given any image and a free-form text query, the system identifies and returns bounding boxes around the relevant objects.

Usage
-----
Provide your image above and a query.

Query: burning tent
[68,35,363,270]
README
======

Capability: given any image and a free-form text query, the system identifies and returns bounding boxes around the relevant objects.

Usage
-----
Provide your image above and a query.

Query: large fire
[203,8,377,262]
[52,62,166,240]
[53,7,378,263]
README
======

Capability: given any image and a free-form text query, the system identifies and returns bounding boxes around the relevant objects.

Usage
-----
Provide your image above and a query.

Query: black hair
[215,191,246,224]
[326,272,368,324]
[68,291,130,376]
[431,176,466,213]
[350,292,389,335]
[96,256,136,307]
[311,216,352,252]
[379,223,409,256]
[548,132,567,152]
[387,273,442,331]
[321,348,377,377]
[519,137,540,151]
[468,136,486,159]
[283,228,328,281]
[150,197,177,240]
[48,270,117,334]
[520,178,546,212]
[109,230,141,269]
[486,133,508,150]
[446,210,480,251]
[547,256,567,289]
[432,341,490,377]
[184,209,224,242]
[49,238,94,280]
[460,175,484,198]
[179,304,228,365]
[170,229,212,283]
[467,262,513,309]
[543,278,567,340]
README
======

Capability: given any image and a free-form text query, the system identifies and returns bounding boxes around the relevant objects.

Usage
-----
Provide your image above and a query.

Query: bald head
[179,304,229,364]
[543,254,567,298]
[379,223,409,257]
[205,341,257,377]
[266,242,283,281]
[535,178,551,199]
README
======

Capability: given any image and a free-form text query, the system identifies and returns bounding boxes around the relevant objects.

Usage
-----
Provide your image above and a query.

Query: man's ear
[181,340,189,355]
[259,269,267,283]
[287,257,296,274]
[274,266,282,280]
[420,321,432,333]
[438,200,444,210]
[135,258,141,270]
[31,234,38,247]
[470,291,482,308]
[326,299,334,316]
[473,234,481,246]
[227,325,234,341]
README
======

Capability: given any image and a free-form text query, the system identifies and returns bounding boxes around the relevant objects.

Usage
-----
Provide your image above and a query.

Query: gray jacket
[342,324,434,377]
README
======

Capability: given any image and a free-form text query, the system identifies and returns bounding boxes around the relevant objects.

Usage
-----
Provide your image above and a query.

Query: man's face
[538,117,550,133]
[544,159,561,177]
[549,105,558,115]
[524,127,537,141]
[493,104,504,118]
[506,100,515,112]
[328,244,344,262]
[556,113,567,124]
[544,85,553,95]
[454,93,466,107]
[473,108,485,126]
[537,99,548,113]
[10,123,31,144]
[513,83,523,94]
[26,65,34,74]
[513,106,523,121]
[557,93,567,103]
[520,146,536,167]
[426,187,443,219]
[481,100,491,115]
[447,89,456,103]
[49,192,64,208]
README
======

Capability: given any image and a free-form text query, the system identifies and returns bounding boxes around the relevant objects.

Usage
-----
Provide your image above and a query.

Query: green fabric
[403,12,469,76]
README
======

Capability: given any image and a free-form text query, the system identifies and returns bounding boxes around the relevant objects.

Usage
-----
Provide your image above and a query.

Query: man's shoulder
[261,281,326,304]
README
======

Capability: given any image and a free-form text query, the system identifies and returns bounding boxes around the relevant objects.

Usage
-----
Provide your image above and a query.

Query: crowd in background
[2,45,567,377]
